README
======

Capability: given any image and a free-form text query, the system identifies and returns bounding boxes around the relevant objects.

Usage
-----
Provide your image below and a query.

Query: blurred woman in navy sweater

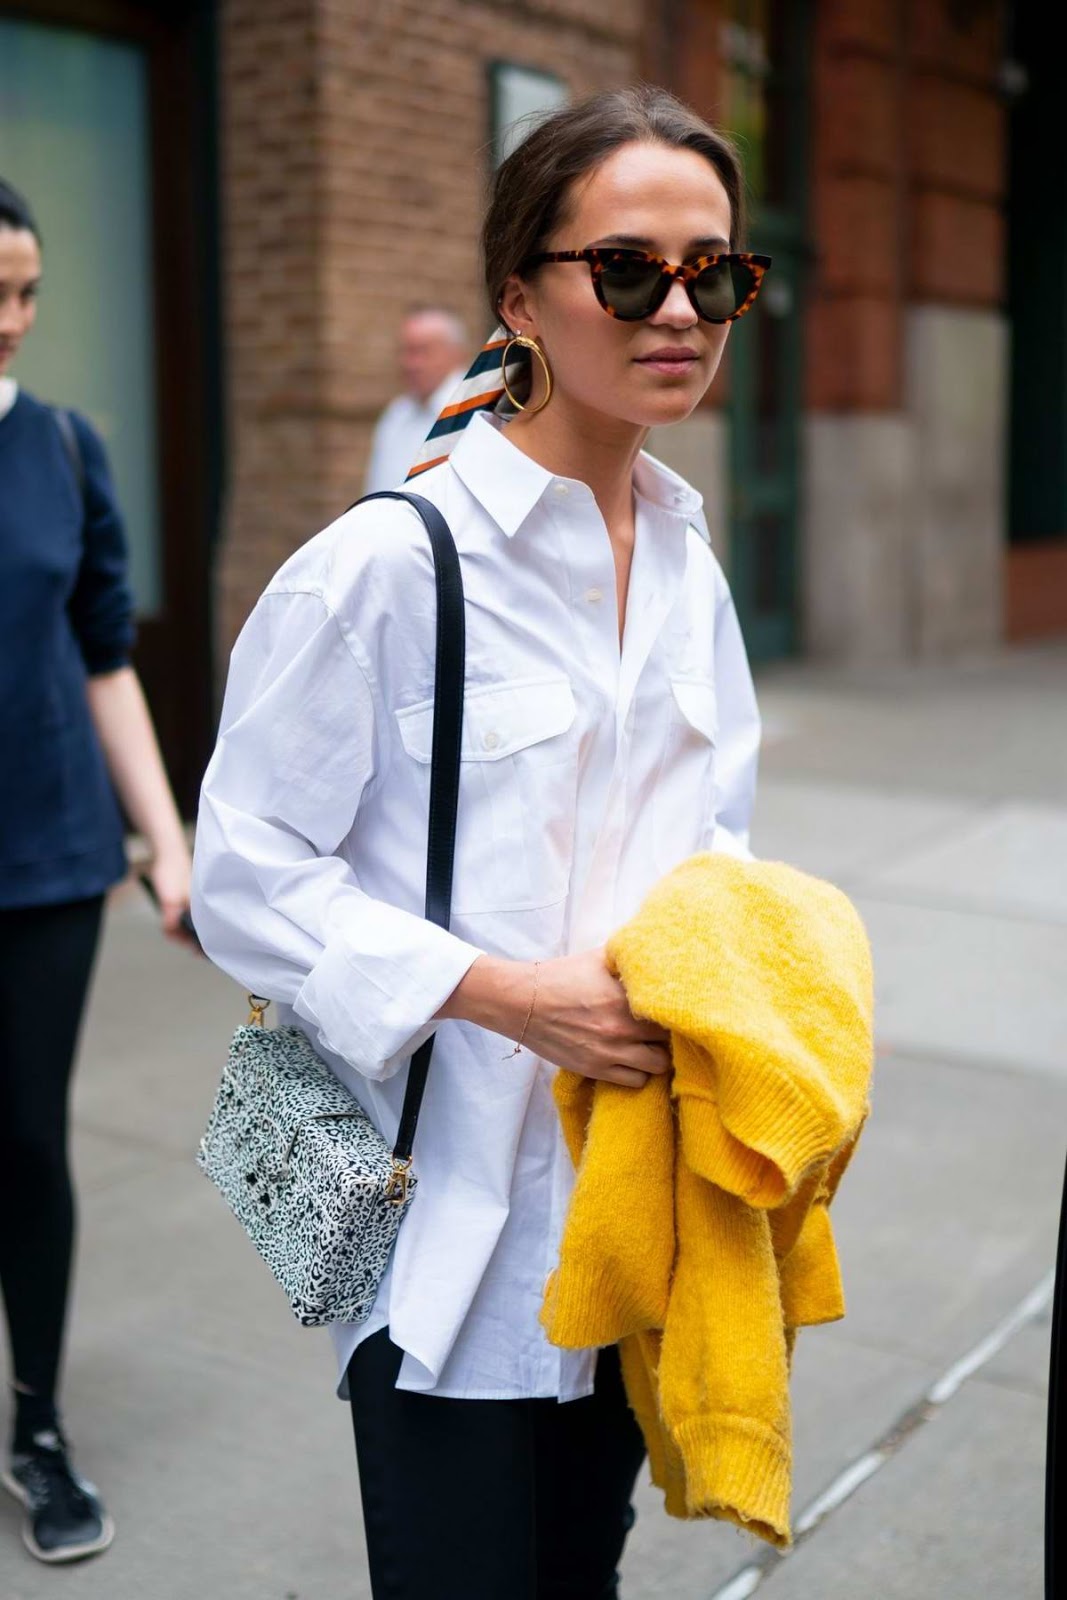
[0,178,192,1565]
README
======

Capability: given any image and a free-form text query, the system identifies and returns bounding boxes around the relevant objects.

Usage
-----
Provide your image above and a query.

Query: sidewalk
[1,641,1064,1599]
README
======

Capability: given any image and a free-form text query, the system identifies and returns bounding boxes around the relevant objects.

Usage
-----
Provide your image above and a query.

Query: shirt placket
[544,479,624,953]
[566,500,686,949]
[523,481,617,1394]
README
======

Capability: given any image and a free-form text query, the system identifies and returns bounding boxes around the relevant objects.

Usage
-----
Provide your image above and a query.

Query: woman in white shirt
[193,84,765,1600]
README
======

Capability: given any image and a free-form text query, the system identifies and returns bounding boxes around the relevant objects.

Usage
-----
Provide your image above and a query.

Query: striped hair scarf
[406,325,524,479]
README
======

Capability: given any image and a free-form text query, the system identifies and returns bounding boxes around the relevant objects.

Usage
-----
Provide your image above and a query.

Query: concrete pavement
[1,640,1064,1599]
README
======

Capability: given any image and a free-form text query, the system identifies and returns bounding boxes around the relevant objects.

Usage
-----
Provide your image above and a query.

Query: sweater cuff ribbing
[672,1413,792,1548]
[540,1261,668,1349]
[679,1060,853,1207]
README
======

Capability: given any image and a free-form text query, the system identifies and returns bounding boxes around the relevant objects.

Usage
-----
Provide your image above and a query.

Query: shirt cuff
[293,902,483,1081]
[84,651,133,677]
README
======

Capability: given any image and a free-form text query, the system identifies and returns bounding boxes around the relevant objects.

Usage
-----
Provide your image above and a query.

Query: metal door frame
[726,0,812,661]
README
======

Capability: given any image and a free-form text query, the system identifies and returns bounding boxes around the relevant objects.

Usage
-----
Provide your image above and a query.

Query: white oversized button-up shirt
[192,411,760,1402]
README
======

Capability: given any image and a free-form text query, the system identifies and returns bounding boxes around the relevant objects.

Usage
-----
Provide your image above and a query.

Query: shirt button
[585,587,604,603]
[553,481,570,496]
[483,731,500,751]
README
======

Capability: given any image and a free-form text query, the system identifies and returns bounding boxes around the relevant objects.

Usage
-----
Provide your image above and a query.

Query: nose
[650,276,698,328]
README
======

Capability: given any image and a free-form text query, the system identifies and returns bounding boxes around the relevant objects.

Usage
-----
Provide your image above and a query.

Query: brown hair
[482,84,746,327]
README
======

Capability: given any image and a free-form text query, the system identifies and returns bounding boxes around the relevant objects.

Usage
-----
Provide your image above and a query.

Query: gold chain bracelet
[504,961,540,1060]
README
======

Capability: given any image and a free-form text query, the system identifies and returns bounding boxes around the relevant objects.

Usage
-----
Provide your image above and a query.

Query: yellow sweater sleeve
[541,1072,676,1349]
[658,1169,793,1544]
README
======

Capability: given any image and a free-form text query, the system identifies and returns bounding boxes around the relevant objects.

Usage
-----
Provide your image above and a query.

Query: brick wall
[806,0,1005,411]
[216,0,328,649]
[216,0,641,650]
[807,0,905,409]
[908,0,1005,305]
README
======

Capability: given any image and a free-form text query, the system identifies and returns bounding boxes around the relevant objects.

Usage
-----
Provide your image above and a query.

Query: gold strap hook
[247,995,271,1027]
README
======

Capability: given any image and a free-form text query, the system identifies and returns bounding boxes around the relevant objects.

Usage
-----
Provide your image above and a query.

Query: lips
[635,347,699,373]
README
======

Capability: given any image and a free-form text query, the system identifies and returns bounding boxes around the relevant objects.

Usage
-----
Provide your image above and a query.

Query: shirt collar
[449,412,558,537]
[449,411,704,539]
[633,448,704,523]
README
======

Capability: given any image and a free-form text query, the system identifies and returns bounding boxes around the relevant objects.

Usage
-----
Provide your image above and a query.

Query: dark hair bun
[0,178,40,242]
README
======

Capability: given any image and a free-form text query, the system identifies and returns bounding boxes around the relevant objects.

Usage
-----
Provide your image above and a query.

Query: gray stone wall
[906,307,1007,656]
[801,306,1007,662]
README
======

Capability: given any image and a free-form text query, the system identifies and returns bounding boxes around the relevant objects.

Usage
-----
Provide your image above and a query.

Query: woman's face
[0,226,41,376]
[499,141,735,433]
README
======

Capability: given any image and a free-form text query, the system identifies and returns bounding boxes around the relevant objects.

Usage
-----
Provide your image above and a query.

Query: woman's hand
[438,949,671,1088]
[86,667,199,950]
[145,849,196,947]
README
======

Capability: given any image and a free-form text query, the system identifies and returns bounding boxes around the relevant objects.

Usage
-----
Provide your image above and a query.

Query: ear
[497,272,539,338]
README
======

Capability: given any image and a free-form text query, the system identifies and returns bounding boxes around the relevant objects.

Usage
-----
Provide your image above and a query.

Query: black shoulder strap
[51,408,86,501]
[354,490,465,1164]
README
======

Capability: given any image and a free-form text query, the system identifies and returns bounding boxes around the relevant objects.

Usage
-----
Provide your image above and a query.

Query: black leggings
[0,896,104,1408]
[347,1330,647,1600]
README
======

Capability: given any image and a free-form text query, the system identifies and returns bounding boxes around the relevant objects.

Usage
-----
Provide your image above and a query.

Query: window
[488,63,568,168]
[0,17,162,613]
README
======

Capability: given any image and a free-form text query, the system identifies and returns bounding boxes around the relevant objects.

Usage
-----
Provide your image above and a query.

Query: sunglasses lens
[598,257,664,319]
[694,259,756,321]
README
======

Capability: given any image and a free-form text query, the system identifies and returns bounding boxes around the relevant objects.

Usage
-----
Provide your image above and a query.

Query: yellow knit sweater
[540,853,874,1548]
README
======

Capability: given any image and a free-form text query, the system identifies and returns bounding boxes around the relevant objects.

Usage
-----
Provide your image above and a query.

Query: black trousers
[0,896,104,1406]
[347,1331,647,1600]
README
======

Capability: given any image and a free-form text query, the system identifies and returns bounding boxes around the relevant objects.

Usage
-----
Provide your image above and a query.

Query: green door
[721,0,810,661]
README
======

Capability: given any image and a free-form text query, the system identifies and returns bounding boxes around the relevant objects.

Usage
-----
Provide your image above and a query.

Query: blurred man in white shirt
[364,307,468,493]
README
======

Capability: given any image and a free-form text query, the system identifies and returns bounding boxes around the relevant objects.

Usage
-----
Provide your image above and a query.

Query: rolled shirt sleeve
[192,588,483,1081]
[66,413,137,676]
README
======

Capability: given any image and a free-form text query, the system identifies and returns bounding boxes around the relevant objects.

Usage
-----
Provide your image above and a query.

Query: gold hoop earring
[501,334,553,415]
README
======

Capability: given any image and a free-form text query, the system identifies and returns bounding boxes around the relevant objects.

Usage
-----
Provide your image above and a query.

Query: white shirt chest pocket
[395,675,578,915]
[653,676,719,873]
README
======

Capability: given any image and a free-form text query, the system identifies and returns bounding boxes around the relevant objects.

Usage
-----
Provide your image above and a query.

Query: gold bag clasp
[384,1157,413,1205]
[247,995,271,1027]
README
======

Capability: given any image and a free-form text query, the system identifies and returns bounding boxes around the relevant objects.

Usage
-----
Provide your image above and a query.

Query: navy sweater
[0,388,135,908]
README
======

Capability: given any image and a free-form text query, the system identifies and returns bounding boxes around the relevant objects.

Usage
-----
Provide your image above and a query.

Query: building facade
[2,0,1062,803]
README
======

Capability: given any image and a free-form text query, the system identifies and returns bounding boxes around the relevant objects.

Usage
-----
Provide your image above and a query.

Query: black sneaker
[1,1428,114,1563]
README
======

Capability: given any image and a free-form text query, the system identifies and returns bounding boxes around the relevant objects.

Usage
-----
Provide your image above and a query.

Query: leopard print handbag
[196,491,464,1327]
[197,1000,418,1326]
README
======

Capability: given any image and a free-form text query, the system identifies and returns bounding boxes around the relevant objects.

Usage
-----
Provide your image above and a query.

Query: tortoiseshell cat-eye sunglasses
[523,248,772,324]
